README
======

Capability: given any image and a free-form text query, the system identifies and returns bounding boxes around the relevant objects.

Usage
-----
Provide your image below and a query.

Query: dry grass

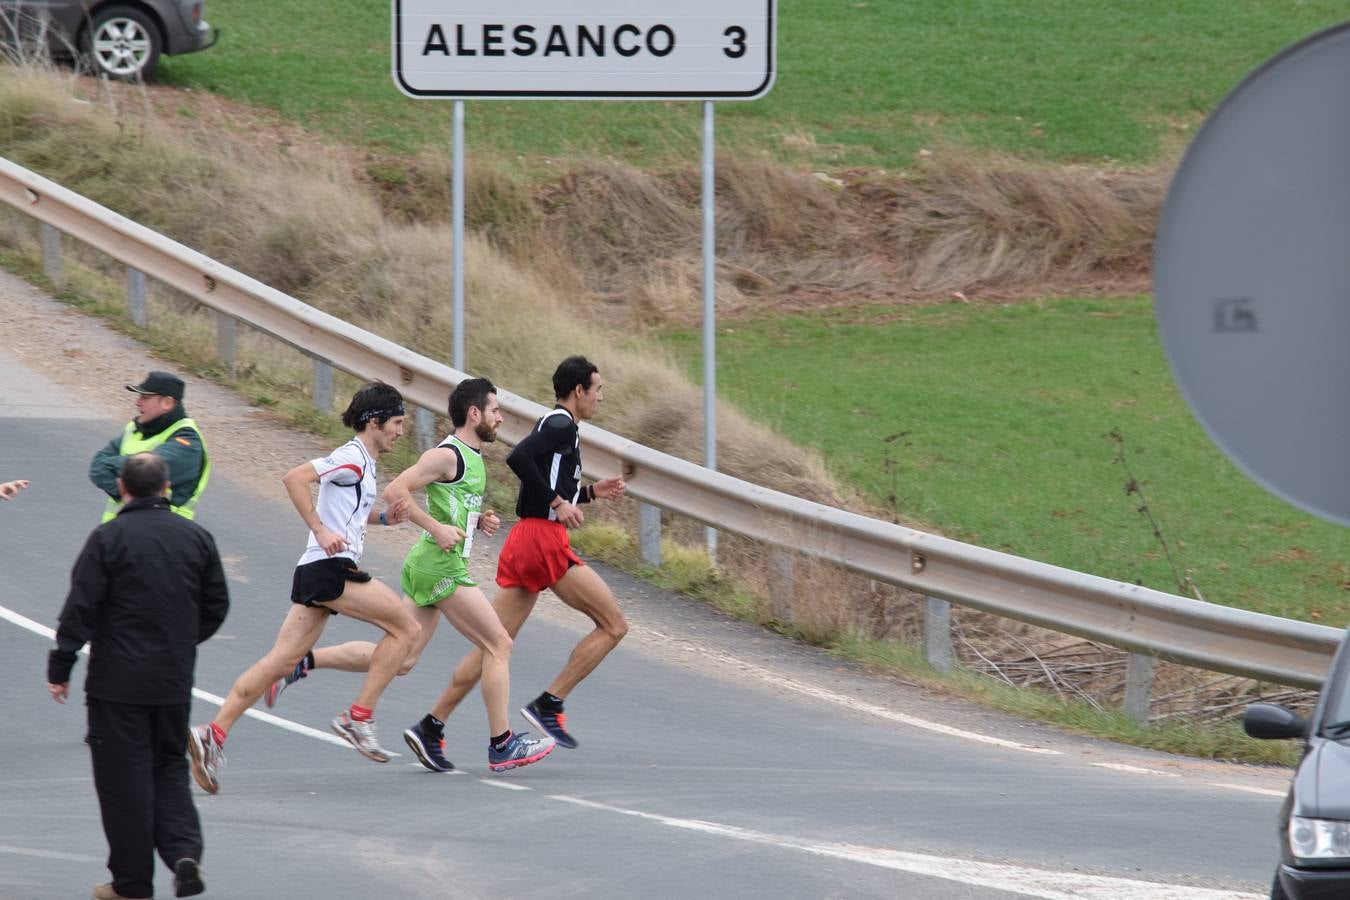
[883,150,1165,294]
[3,63,1258,734]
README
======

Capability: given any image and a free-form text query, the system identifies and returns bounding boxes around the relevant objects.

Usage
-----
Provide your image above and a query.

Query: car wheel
[83,6,161,81]
[1269,868,1289,900]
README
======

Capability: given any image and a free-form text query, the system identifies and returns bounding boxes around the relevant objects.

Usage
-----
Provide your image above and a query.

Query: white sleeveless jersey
[296,438,377,566]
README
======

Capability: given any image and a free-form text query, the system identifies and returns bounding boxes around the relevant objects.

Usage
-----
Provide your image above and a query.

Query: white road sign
[393,0,776,100]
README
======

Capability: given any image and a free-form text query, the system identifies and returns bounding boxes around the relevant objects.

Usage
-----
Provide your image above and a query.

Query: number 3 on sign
[723,25,747,58]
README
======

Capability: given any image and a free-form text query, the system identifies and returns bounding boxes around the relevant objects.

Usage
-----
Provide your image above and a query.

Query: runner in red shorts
[404,356,626,752]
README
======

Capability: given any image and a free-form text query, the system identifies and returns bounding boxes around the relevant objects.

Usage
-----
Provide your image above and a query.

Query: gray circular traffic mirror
[1154,21,1350,526]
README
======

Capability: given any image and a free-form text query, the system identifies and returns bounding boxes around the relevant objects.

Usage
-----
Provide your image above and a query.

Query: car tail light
[191,3,201,24]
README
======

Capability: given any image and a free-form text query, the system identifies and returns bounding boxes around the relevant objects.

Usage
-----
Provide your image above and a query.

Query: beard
[475,421,498,443]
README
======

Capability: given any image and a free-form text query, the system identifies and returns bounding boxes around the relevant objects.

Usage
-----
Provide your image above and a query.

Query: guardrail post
[638,503,662,566]
[414,407,436,451]
[126,268,147,327]
[768,548,795,622]
[40,223,62,286]
[1123,653,1156,726]
[215,312,236,374]
[924,596,953,672]
[312,359,333,413]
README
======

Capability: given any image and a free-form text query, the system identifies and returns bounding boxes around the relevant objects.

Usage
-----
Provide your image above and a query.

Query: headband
[356,404,405,425]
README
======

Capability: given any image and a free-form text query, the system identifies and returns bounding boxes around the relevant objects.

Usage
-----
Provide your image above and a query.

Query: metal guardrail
[0,155,1340,690]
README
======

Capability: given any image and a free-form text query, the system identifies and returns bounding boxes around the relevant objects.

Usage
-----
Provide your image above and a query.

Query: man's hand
[384,496,412,525]
[315,526,348,557]
[431,522,466,553]
[592,477,626,500]
[48,682,68,704]
[480,509,502,536]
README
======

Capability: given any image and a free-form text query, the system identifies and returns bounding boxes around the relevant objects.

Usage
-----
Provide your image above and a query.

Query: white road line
[0,605,59,641]
[547,794,1261,900]
[0,844,102,863]
[656,633,1059,755]
[1092,763,1180,777]
[1090,765,1288,799]
[1206,783,1287,798]
[479,779,532,791]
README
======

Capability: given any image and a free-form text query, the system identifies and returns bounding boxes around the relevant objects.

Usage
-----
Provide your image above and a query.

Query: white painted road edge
[4,603,1272,897]
[548,795,1262,900]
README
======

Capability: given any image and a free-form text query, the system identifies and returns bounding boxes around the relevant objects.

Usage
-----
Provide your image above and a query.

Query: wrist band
[379,511,388,526]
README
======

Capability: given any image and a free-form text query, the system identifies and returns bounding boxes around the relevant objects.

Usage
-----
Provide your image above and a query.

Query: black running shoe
[403,721,454,772]
[520,701,577,750]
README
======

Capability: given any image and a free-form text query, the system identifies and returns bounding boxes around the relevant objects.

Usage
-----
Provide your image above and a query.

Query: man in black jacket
[48,453,230,900]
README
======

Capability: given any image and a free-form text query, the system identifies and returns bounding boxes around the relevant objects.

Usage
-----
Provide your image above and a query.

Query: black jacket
[48,496,230,704]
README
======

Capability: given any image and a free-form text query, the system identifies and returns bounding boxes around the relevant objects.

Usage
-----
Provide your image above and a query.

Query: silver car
[0,1,217,81]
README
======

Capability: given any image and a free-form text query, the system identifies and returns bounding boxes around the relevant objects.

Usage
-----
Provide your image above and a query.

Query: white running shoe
[186,725,224,794]
[331,712,396,762]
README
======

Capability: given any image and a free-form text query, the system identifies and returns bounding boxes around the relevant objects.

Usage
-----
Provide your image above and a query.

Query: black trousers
[86,697,203,899]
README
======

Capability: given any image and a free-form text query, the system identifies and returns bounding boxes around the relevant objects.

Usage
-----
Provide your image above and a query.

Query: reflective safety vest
[100,418,211,522]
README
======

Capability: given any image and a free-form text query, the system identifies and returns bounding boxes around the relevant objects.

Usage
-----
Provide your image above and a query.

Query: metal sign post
[702,100,718,559]
[393,1,776,560]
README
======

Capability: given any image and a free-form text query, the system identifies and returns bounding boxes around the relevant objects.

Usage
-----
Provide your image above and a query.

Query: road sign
[1153,22,1350,526]
[393,0,776,100]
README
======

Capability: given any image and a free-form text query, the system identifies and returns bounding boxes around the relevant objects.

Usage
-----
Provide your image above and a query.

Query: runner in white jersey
[186,382,421,794]
[296,436,378,566]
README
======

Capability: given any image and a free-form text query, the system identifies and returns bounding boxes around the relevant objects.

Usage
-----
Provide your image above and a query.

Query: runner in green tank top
[399,433,485,595]
[260,379,555,774]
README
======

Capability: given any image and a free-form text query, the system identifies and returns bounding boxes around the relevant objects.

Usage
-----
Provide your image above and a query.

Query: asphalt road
[0,335,1290,899]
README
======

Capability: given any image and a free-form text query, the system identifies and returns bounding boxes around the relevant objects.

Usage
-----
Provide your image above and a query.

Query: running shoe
[186,725,224,794]
[263,657,310,708]
[331,711,396,762]
[172,858,205,898]
[488,731,556,773]
[520,701,577,749]
[403,721,454,773]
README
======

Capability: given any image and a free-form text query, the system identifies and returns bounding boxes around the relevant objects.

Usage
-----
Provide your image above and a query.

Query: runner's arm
[383,447,465,545]
[282,461,345,555]
[505,424,571,506]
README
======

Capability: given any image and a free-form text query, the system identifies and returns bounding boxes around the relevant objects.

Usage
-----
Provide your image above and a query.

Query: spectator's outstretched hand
[0,480,29,500]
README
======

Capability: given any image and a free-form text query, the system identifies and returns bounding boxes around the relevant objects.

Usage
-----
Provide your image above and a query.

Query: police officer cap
[125,371,184,400]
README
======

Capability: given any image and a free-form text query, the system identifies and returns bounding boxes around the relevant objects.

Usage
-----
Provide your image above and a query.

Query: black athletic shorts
[291,557,372,613]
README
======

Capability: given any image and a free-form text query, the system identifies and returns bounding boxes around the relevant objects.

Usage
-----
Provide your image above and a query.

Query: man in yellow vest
[90,372,211,522]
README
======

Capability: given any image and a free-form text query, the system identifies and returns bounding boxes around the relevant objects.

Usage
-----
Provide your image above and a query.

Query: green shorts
[400,562,477,608]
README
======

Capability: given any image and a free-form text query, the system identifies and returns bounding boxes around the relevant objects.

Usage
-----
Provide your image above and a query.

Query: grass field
[663,298,1350,624]
[162,1,1348,167]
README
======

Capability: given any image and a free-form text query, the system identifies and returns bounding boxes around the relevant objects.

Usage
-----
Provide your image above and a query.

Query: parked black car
[0,0,216,81]
[1244,628,1350,900]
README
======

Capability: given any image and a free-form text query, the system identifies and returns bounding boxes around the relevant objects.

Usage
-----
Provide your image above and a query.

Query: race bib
[462,511,480,558]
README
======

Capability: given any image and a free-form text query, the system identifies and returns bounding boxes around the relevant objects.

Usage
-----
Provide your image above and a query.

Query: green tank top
[408,436,485,568]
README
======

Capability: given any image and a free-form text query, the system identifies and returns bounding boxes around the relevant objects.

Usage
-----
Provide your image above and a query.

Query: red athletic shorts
[496,517,583,593]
